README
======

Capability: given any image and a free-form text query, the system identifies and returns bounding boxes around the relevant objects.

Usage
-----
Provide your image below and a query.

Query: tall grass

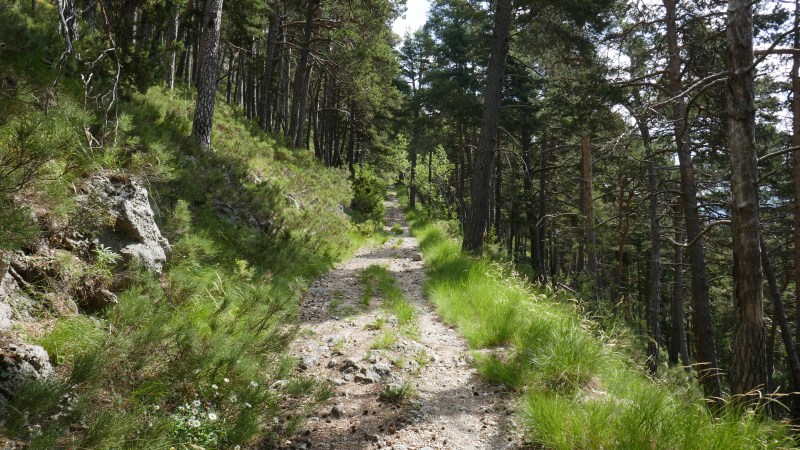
[404,205,794,449]
[1,27,355,445]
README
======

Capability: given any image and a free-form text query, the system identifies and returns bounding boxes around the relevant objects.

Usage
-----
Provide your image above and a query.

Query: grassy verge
[402,204,794,449]
[1,84,358,448]
[0,5,369,443]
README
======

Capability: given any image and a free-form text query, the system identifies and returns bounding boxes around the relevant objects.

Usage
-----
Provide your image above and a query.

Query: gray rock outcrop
[0,338,53,406]
[78,174,171,274]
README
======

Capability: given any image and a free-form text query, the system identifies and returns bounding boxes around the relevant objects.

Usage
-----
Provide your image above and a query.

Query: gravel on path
[279,193,524,450]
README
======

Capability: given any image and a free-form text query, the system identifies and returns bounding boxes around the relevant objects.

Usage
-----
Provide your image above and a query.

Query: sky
[392,0,431,38]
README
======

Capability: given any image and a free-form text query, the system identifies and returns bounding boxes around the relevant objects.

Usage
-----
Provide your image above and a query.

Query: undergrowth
[0,5,363,445]
[402,193,795,450]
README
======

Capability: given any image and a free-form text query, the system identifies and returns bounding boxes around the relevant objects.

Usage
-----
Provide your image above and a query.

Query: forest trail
[282,193,523,450]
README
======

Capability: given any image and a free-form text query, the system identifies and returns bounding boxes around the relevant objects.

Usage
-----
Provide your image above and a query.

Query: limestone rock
[340,357,361,373]
[0,272,35,328]
[0,338,53,403]
[0,301,11,331]
[79,173,171,274]
[411,252,423,262]
[299,354,318,371]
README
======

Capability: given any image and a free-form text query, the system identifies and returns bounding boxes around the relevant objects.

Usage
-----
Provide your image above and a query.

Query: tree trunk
[663,0,722,399]
[670,199,691,368]
[647,162,662,374]
[581,130,598,294]
[191,0,225,152]
[462,0,512,253]
[289,0,319,148]
[277,30,291,134]
[522,131,543,278]
[166,2,180,90]
[727,0,766,400]
[791,0,800,361]
[761,236,800,419]
[347,106,356,178]
[539,134,550,281]
[260,0,280,130]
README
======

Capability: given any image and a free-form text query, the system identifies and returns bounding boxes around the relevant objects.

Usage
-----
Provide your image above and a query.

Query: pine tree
[192,0,225,152]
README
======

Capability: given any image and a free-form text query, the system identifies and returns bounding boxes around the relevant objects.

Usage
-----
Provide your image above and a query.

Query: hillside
[2,0,800,449]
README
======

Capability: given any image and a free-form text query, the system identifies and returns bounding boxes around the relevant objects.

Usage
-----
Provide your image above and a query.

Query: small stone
[354,372,378,384]
[299,354,318,370]
[331,404,345,419]
[392,445,408,450]
[340,357,360,373]
[411,252,423,261]
[371,362,392,378]
[326,358,338,368]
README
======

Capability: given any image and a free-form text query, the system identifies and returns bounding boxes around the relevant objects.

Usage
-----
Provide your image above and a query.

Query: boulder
[0,300,11,331]
[0,272,35,329]
[0,338,53,403]
[79,174,171,274]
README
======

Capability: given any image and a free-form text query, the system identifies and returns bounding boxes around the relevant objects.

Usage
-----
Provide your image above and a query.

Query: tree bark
[647,158,662,374]
[663,0,722,399]
[727,0,767,399]
[581,130,598,296]
[670,199,691,368]
[792,0,800,362]
[462,0,512,253]
[289,0,319,148]
[761,236,800,419]
[191,0,225,152]
[166,2,180,90]
[260,0,281,130]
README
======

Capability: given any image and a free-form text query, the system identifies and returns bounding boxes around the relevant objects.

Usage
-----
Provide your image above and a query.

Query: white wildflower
[224,378,230,383]
[187,418,201,428]
[192,400,201,407]
[250,381,259,388]
[212,384,218,390]
[208,412,218,421]
[230,394,238,402]
[244,402,252,408]
[234,446,241,450]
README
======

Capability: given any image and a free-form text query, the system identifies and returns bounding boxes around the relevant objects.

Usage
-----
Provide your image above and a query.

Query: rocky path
[283,193,522,450]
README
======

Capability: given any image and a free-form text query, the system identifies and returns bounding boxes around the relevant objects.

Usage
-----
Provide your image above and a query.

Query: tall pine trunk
[166,1,180,89]
[792,0,800,361]
[761,237,800,418]
[727,0,766,400]
[191,0,224,152]
[261,0,280,131]
[670,199,691,368]
[462,0,512,253]
[289,0,319,148]
[663,0,722,399]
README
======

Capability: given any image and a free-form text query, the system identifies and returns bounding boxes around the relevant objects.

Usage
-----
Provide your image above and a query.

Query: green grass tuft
[403,201,795,450]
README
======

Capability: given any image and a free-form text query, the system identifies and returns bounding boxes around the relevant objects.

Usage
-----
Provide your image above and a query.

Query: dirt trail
[283,193,522,450]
